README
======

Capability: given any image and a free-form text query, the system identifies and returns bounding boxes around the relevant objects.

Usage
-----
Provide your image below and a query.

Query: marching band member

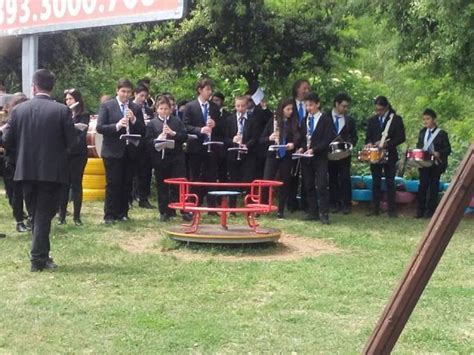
[146,96,190,222]
[288,79,311,212]
[225,96,259,207]
[58,89,90,226]
[415,108,451,218]
[297,92,333,224]
[261,98,300,219]
[183,78,223,208]
[133,84,155,210]
[97,79,146,224]
[327,93,358,215]
[365,96,405,217]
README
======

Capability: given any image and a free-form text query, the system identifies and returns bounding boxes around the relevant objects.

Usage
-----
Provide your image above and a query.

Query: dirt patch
[118,232,340,262]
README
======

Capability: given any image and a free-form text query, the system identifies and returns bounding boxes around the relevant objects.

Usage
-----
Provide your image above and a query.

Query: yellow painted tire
[84,158,105,175]
[83,189,105,201]
[82,174,106,190]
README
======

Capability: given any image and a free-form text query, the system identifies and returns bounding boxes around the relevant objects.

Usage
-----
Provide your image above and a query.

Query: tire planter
[83,188,106,201]
[352,189,372,202]
[84,158,105,175]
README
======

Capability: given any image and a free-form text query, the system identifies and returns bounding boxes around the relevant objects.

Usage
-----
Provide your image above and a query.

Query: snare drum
[369,147,387,164]
[406,149,433,168]
[358,148,371,162]
[86,115,103,158]
[328,141,353,161]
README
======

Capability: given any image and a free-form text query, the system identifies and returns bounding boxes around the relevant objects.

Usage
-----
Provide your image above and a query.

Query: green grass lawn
[0,191,472,354]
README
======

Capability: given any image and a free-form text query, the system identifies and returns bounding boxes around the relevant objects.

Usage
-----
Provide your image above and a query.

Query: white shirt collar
[198,97,208,106]
[116,96,128,107]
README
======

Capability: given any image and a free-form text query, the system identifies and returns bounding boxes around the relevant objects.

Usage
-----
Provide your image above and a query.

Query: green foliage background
[0,0,472,179]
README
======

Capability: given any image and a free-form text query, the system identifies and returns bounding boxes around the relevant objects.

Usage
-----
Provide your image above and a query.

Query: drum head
[328,150,351,161]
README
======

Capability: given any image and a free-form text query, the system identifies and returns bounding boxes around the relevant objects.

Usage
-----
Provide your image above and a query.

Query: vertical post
[363,144,474,354]
[22,35,39,98]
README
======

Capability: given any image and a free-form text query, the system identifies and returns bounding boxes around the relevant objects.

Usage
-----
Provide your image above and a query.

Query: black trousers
[301,157,329,216]
[370,161,397,212]
[227,154,256,207]
[417,166,442,216]
[22,181,61,266]
[59,154,88,220]
[136,145,153,202]
[153,155,186,215]
[103,153,136,220]
[4,163,27,222]
[287,160,307,211]
[188,151,218,207]
[328,157,352,208]
[263,155,292,214]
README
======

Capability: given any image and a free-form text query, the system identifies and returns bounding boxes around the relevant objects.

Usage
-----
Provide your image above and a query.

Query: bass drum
[86,115,103,158]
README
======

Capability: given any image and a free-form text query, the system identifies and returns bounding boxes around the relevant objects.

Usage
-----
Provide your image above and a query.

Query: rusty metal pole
[363,144,474,354]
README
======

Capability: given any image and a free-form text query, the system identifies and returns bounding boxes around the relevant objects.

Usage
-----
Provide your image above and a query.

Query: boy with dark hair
[147,96,189,221]
[97,78,146,223]
[183,78,223,207]
[297,92,333,224]
[415,108,451,218]
[327,92,358,214]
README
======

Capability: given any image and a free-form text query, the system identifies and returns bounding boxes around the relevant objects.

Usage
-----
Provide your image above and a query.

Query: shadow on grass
[59,262,144,275]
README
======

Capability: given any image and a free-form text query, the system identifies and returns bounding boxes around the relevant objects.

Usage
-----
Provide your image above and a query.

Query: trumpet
[206,113,213,153]
[273,114,279,159]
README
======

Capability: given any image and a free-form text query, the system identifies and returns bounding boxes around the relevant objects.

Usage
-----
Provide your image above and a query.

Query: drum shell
[86,117,103,158]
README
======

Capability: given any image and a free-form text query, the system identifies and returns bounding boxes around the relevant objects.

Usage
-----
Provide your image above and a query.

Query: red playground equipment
[164,178,283,244]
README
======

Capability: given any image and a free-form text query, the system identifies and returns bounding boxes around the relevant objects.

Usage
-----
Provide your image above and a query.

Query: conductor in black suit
[183,78,223,207]
[96,79,146,224]
[3,69,77,272]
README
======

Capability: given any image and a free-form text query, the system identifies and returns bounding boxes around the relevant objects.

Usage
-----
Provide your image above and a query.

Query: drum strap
[380,113,394,147]
[423,128,440,152]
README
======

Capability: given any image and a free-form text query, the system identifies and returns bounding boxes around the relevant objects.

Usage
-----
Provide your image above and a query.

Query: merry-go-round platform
[163,179,283,244]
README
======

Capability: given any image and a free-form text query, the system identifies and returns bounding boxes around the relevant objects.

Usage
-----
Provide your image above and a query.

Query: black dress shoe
[303,214,320,221]
[138,200,155,209]
[57,218,66,225]
[160,214,170,222]
[277,212,285,219]
[181,212,193,222]
[414,212,424,219]
[73,219,83,226]
[341,206,351,215]
[16,222,28,233]
[330,206,340,214]
[366,210,380,217]
[25,218,32,231]
[31,259,58,272]
[104,218,115,225]
[388,211,398,218]
[119,216,131,222]
[320,215,331,225]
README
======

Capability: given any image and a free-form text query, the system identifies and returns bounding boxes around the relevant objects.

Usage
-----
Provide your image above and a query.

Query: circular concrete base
[165,224,281,244]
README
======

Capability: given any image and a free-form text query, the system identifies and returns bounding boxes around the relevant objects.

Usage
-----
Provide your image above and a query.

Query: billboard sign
[0,0,184,37]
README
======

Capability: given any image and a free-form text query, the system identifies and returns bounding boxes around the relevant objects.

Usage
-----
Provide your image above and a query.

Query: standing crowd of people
[0,70,451,271]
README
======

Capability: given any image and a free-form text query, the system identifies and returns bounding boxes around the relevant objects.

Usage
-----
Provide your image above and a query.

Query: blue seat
[352,189,372,202]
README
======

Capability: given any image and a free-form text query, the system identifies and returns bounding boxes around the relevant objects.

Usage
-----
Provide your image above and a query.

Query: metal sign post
[21,35,38,98]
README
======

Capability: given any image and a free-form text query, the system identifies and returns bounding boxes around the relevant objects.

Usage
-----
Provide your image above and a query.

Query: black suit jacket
[183,99,223,154]
[146,115,188,165]
[298,112,333,157]
[416,127,451,172]
[260,116,298,157]
[224,113,259,160]
[327,112,358,146]
[96,99,146,159]
[365,110,406,162]
[3,95,77,183]
[69,112,90,156]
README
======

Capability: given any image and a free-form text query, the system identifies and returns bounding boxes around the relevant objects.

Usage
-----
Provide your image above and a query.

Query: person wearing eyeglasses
[57,89,90,226]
